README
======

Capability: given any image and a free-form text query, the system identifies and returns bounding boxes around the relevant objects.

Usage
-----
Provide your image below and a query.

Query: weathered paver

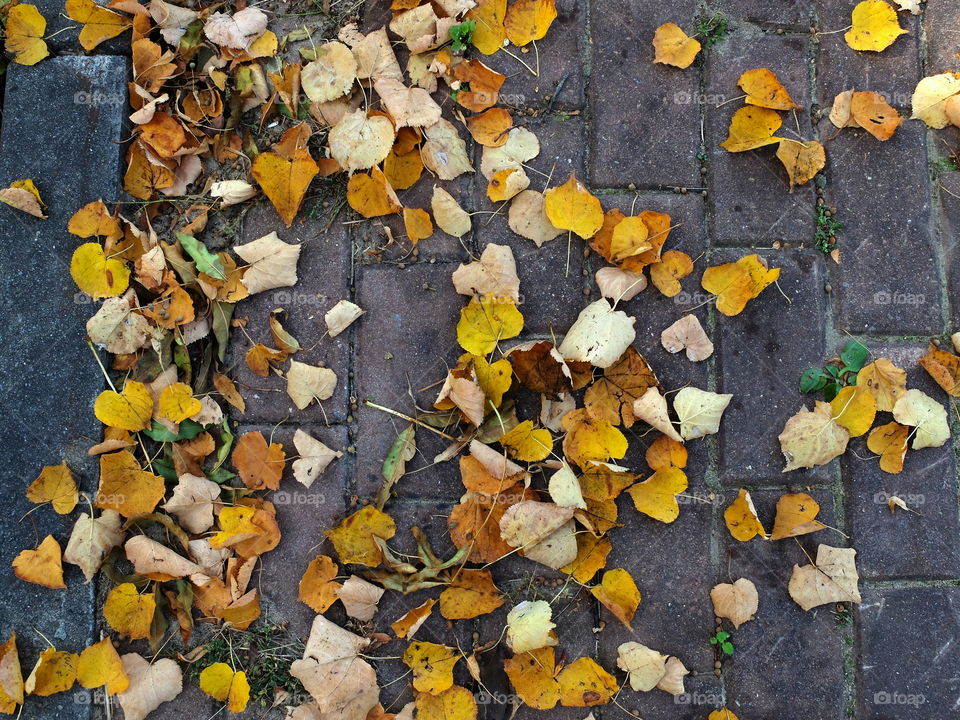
[859,587,960,719]
[588,0,702,188]
[714,249,830,484]
[713,0,812,29]
[0,56,127,714]
[705,29,817,245]
[842,344,960,581]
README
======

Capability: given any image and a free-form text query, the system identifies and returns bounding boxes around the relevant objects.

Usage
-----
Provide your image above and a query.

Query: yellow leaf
[609,216,651,263]
[701,253,779,316]
[500,421,553,461]
[383,146,423,190]
[561,408,627,467]
[209,506,265,549]
[627,467,687,523]
[776,139,826,190]
[544,173,604,239]
[466,108,513,147]
[26,462,77,514]
[298,555,341,613]
[96,450,165,518]
[457,294,524,355]
[5,4,48,66]
[829,385,877,437]
[709,710,741,720]
[157,382,202,423]
[403,207,433,244]
[325,506,396,566]
[560,533,611,584]
[65,0,132,51]
[919,343,960,397]
[770,492,826,541]
[738,68,801,110]
[402,642,459,695]
[199,663,249,712]
[845,0,907,52]
[645,435,687,471]
[77,638,129,694]
[70,242,130,299]
[439,569,504,620]
[724,488,767,541]
[911,72,960,129]
[12,535,65,589]
[779,401,851,471]
[649,250,693,297]
[652,23,701,69]
[467,0,507,55]
[590,568,641,629]
[504,0,557,47]
[391,599,435,639]
[0,634,23,714]
[867,421,909,474]
[720,106,783,152]
[857,357,907,412]
[103,583,156,640]
[347,167,402,218]
[506,600,557,654]
[251,148,319,227]
[556,657,617,707]
[25,648,77,696]
[94,381,153,432]
[469,354,512,407]
[415,685,478,720]
[503,647,559,710]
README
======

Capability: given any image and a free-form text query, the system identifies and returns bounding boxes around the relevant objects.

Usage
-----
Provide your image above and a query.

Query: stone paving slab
[858,587,960,719]
[711,0,813,29]
[0,56,128,718]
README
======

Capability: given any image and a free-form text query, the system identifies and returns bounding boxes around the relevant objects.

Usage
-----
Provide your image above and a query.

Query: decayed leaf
[652,23,701,69]
[504,0,556,46]
[5,4,49,65]
[710,578,758,629]
[632,387,683,443]
[556,657,617,707]
[325,506,397,566]
[779,401,850,472]
[125,535,204,580]
[65,0,132,51]
[336,576,384,621]
[724,488,767,541]
[286,360,338,409]
[432,187,472,237]
[117,654,182,720]
[391,598,435,639]
[857,357,907,411]
[738,68,800,110]
[422,118,474,180]
[0,634,22,714]
[911,72,960,129]
[26,462,77,515]
[616,642,666,692]
[12,535,65,589]
[330,110,396,172]
[298,555,341,613]
[544,173,604,239]
[233,431,286,491]
[657,657,689,696]
[162,473,220,533]
[548,463,586,509]
[325,300,365,337]
[457,294,524,355]
[64,510,125,582]
[673,387,732,440]
[627,468,687,524]
[919,343,960,397]
[506,600,557,653]
[402,642,460,695]
[0,179,46,218]
[452,243,520,301]
[721,106,783,152]
[508,189,563,247]
[235,232,301,294]
[499,501,574,550]
[25,647,77,696]
[830,90,902,140]
[590,568,641,629]
[788,544,861,611]
[302,41,357,102]
[558,300,636,369]
[845,0,907,52]
[595,266,646,302]
[660,315,713,361]
[867,421,909,474]
[892,389,950,449]
[292,429,343,488]
[290,616,378,719]
[770,492,826,541]
[375,78,442,127]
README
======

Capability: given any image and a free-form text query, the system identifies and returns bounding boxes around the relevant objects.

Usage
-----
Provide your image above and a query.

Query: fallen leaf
[561,408,628,467]
[829,385,877,437]
[65,0,132,51]
[500,420,553,461]
[125,535,204,580]
[845,0,907,52]
[26,462,77,515]
[867,421,909,474]
[64,510,124,582]
[325,506,396,566]
[632,387,683,443]
[12,536,65,589]
[329,110,396,172]
[104,583,156,640]
[457,294,524,355]
[5,4,48,65]
[558,299,636,369]
[235,232,301,294]
[96,451,165,517]
[595,266,646,302]
[591,568,641,629]
[544,173,604,239]
[724,488,767,541]
[919,343,960,397]
[392,598,435,638]
[504,0,557,46]
[25,647,77,696]
[892,388,950,449]
[292,429,343,488]
[721,106,783,152]
[710,578,758,629]
[432,187,472,237]
[738,67,801,110]
[439,569,504,619]
[652,23,701,69]
[347,167,403,218]
[776,139,826,190]
[286,360,338,409]
[233,431,286,491]
[415,685,478,720]
[779,401,850,472]
[199,663,249,713]
[302,41,357,102]
[71,242,130,299]
[117,654,182,720]
[660,315,713,361]
[77,638,128,694]
[674,387,732,440]
[616,642,666,692]
[0,634,22,715]
[336,575,384,621]
[506,600,557,653]
[770,492,826,540]
[422,118,474,180]
[911,72,960,128]
[298,555,341,613]
[701,254,780,316]
[162,473,220,533]
[857,357,907,411]
[627,468,687,523]
[325,300,365,337]
[402,642,459,695]
[556,657,617,707]
[0,179,46,218]
[788,544,861,611]
[503,647,559,710]
[467,0,507,54]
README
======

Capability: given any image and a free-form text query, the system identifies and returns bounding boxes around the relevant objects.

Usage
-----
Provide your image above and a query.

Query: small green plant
[815,203,843,254]
[696,13,729,47]
[799,340,869,401]
[933,155,960,175]
[449,19,476,53]
[710,630,734,656]
[833,604,852,628]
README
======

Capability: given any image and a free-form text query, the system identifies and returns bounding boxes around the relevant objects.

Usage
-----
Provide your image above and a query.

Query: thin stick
[363,401,458,441]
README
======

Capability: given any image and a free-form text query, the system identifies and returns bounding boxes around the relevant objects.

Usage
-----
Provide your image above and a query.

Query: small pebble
[680,187,688,194]
[672,187,681,194]
[581,269,589,277]
[772,240,782,249]
[701,190,708,198]
[347,414,354,423]
[714,669,722,677]
[776,27,785,35]
[582,248,591,258]
[398,262,406,269]
[714,661,722,669]
[628,183,636,190]
[817,197,824,206]
[824,284,832,293]
[582,287,591,296]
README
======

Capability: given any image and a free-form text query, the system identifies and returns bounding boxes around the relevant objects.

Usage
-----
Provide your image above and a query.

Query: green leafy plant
[696,13,728,47]
[449,19,476,53]
[799,340,869,401]
[710,630,734,656]
[815,203,843,254]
